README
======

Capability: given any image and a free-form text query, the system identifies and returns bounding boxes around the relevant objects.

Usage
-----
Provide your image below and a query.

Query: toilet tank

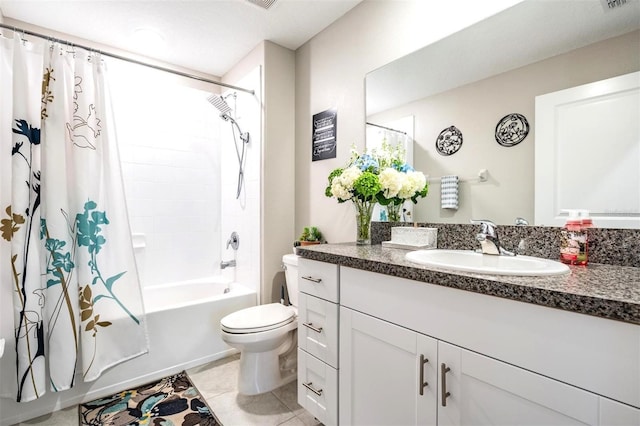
[282,254,299,307]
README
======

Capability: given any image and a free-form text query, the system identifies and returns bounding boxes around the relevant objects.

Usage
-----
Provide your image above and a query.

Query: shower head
[206,92,250,200]
[206,94,233,116]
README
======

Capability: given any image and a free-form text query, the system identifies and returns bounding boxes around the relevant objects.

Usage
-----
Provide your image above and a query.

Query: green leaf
[93,294,109,303]
[104,271,127,292]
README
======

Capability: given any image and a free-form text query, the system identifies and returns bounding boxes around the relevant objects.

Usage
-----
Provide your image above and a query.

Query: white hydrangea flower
[379,167,403,199]
[338,166,362,188]
[330,166,362,200]
[331,181,352,200]
[398,171,426,199]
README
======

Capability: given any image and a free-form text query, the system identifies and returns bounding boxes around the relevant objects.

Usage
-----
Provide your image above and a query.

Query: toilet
[220,253,299,395]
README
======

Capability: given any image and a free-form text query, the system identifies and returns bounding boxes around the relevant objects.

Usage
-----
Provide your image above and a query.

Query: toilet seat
[221,303,296,334]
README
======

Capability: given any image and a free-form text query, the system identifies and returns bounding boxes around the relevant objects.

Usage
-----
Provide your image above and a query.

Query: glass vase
[353,199,375,245]
[387,203,403,222]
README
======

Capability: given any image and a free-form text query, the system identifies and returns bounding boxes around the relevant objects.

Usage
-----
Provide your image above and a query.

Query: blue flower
[401,163,414,172]
[45,238,66,252]
[354,154,379,173]
[52,251,75,272]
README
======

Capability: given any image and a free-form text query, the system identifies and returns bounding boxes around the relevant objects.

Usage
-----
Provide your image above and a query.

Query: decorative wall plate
[435,125,463,156]
[495,113,529,147]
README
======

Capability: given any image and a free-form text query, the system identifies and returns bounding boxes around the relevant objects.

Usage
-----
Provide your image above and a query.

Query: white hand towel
[441,175,459,210]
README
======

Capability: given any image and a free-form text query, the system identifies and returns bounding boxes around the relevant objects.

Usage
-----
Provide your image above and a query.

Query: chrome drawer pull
[419,354,429,395]
[441,363,451,406]
[302,276,322,283]
[303,381,323,396]
[303,322,323,333]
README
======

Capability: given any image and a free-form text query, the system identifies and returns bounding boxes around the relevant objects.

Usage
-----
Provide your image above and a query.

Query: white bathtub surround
[0,278,255,425]
[0,35,147,404]
[110,59,223,288]
[219,67,262,299]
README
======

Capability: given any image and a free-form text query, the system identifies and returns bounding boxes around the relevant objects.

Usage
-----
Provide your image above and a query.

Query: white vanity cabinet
[437,342,603,425]
[340,307,438,425]
[297,258,340,426]
[338,266,640,426]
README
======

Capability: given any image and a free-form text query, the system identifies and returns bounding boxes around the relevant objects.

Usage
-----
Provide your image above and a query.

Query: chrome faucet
[471,219,515,256]
[221,231,239,269]
[220,259,236,269]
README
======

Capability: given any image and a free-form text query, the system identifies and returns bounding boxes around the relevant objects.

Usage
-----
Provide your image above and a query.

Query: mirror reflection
[365,0,640,227]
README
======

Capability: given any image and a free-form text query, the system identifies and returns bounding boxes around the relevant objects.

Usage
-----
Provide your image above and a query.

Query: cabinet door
[438,342,600,425]
[340,307,437,426]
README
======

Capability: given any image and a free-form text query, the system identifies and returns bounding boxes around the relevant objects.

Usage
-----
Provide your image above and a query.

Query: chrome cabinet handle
[441,363,451,406]
[419,354,429,395]
[303,322,323,333]
[302,276,322,283]
[302,381,323,396]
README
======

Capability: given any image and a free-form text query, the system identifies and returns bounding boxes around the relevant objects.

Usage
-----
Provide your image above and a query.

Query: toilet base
[237,342,297,395]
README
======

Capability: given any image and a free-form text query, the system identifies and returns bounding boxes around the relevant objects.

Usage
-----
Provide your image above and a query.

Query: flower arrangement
[325,142,429,243]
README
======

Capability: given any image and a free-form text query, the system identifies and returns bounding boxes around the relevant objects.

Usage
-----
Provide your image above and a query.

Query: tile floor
[16,354,322,426]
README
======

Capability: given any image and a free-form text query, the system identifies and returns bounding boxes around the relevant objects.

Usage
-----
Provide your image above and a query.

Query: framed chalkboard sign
[312,108,337,161]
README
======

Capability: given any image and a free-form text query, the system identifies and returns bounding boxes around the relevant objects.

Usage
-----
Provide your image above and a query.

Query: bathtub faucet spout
[220,259,236,269]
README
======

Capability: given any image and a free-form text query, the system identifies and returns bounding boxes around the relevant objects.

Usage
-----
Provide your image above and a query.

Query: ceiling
[0,0,362,77]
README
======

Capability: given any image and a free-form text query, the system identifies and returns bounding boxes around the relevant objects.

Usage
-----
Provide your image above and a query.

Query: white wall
[223,41,296,304]
[294,0,523,243]
[262,42,296,303]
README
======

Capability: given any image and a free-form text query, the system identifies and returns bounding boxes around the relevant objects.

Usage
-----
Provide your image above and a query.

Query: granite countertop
[297,243,640,325]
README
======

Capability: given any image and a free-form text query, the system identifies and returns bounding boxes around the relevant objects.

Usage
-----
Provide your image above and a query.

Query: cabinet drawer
[298,348,338,426]
[298,293,339,368]
[298,258,339,302]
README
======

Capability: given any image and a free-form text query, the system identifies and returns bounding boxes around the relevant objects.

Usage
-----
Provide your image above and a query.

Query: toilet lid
[220,303,295,333]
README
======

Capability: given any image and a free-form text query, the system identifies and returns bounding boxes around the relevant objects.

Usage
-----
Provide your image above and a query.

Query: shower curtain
[0,35,148,402]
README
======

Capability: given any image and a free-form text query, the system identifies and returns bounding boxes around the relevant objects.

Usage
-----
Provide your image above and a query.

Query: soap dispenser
[560,209,587,266]
[579,209,593,265]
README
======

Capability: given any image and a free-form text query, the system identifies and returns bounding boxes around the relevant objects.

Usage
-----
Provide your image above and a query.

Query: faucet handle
[470,219,497,236]
[227,231,240,250]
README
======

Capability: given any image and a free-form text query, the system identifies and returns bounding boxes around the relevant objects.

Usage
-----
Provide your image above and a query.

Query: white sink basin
[405,249,570,276]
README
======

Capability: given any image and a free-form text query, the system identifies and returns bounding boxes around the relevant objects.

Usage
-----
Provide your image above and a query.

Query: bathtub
[0,277,256,425]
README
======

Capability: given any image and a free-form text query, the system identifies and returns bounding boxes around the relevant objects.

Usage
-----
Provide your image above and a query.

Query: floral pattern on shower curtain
[0,35,148,402]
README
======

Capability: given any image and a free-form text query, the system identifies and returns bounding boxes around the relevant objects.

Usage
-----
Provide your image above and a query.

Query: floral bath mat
[79,371,221,425]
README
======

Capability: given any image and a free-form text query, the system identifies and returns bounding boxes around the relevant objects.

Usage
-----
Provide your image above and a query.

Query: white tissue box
[382,226,438,250]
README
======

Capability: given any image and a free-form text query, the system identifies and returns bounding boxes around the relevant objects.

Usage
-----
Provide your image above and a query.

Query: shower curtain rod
[366,122,407,135]
[0,23,256,95]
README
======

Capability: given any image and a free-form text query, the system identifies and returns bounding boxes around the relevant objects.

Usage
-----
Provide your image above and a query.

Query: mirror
[366,0,640,227]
